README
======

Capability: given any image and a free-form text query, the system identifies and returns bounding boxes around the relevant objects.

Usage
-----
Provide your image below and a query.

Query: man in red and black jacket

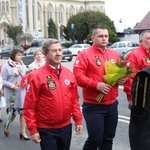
[73,25,126,150]
[23,39,82,150]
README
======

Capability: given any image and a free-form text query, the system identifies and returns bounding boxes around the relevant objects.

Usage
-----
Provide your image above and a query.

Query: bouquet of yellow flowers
[96,59,134,103]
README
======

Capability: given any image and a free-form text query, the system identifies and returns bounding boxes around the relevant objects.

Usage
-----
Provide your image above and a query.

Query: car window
[71,45,81,48]
[30,48,36,54]
[122,43,126,47]
[128,42,139,47]
[110,43,117,48]
[83,45,90,48]
[118,43,123,48]
[24,49,31,55]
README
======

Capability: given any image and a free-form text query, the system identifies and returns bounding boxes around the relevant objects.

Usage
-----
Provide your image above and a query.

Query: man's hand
[96,82,111,94]
[75,125,83,135]
[117,78,126,85]
[128,100,132,109]
[30,133,41,143]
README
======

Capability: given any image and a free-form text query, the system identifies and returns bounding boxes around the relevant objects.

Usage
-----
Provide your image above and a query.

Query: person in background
[28,48,45,72]
[1,49,30,140]
[123,30,150,150]
[23,39,82,150]
[73,25,126,150]
[124,30,150,108]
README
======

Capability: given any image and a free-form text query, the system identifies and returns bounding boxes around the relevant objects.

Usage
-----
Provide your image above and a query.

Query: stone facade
[0,0,105,45]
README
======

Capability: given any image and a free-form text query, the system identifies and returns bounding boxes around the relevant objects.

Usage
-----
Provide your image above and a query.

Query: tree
[48,18,57,38]
[6,25,23,45]
[16,33,34,50]
[61,25,70,40]
[66,11,118,43]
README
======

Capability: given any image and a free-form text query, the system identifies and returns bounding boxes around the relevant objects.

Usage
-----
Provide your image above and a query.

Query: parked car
[62,47,73,62]
[68,44,91,55]
[109,41,139,55]
[22,46,73,67]
[30,38,47,47]
[22,47,42,67]
[121,48,135,60]
[0,45,24,59]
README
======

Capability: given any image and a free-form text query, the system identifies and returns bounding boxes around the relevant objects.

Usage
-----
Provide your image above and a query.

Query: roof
[134,11,150,32]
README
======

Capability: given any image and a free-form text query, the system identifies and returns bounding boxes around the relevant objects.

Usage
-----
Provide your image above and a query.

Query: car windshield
[84,44,90,48]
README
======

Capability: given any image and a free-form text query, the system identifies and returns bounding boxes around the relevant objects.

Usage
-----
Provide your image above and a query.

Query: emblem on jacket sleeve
[144,56,150,64]
[47,76,56,90]
[95,56,102,66]
[64,79,70,85]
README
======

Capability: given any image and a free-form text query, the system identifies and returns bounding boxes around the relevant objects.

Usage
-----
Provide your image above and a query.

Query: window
[59,5,63,24]
[118,43,123,48]
[32,0,35,29]
[47,4,53,20]
[0,2,1,12]
[38,3,42,21]
[6,1,9,12]
[2,1,5,12]
[26,0,29,29]
[79,6,84,13]
[69,6,74,17]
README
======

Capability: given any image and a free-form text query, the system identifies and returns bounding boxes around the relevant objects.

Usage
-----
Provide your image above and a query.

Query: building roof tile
[134,11,150,31]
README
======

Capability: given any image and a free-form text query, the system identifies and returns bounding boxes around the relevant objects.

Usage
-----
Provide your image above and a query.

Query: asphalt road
[0,58,131,150]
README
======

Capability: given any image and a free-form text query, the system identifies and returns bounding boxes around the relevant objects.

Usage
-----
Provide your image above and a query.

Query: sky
[105,0,150,32]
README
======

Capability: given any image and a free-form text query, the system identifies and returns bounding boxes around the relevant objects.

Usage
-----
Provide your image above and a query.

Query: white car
[68,44,91,55]
[109,41,139,55]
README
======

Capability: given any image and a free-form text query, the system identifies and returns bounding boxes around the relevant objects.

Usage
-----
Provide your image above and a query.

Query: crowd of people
[0,26,150,150]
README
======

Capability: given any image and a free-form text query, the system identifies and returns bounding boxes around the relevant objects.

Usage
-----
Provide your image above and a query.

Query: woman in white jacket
[28,48,45,72]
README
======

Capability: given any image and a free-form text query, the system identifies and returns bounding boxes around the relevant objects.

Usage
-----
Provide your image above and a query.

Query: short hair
[92,25,107,36]
[33,48,43,56]
[139,30,150,40]
[42,39,60,54]
[9,49,23,61]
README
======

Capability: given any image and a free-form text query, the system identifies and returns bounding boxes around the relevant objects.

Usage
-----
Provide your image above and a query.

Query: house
[134,11,150,33]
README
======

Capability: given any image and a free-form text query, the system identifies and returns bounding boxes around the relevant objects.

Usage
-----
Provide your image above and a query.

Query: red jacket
[73,44,120,105]
[23,62,82,135]
[123,45,150,101]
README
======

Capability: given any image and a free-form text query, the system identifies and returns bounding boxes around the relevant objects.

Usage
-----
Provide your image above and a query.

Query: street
[0,58,131,150]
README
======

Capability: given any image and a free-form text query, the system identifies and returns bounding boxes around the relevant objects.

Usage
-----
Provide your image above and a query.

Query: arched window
[0,2,1,12]
[59,5,63,24]
[6,1,9,12]
[26,0,29,30]
[79,6,84,13]
[69,6,74,17]
[38,3,42,21]
[2,1,5,12]
[92,6,97,11]
[37,2,42,31]
[32,0,35,29]
[47,4,52,20]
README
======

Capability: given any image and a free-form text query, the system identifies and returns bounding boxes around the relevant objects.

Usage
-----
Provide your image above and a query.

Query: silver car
[109,41,139,55]
[68,44,91,56]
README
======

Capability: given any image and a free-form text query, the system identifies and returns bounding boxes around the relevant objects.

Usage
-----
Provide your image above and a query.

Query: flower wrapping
[96,59,134,103]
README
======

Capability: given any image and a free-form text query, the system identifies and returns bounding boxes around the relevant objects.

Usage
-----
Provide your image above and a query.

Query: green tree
[66,11,118,43]
[6,25,23,45]
[48,18,57,38]
[61,25,70,40]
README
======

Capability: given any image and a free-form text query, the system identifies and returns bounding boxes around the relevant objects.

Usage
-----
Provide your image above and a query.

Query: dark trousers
[82,101,118,150]
[37,124,72,150]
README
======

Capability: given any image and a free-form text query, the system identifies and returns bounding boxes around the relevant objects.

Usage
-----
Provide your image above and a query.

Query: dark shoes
[20,133,30,140]
[4,124,9,137]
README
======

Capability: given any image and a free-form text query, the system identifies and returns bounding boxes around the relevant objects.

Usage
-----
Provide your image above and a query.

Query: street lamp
[119,18,127,30]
